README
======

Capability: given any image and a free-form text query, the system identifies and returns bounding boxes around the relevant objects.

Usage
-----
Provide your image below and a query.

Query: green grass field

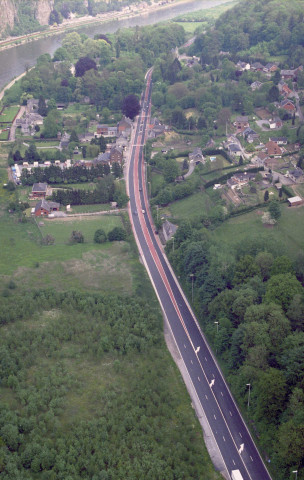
[0,105,19,123]
[40,215,123,244]
[168,191,214,221]
[0,130,9,140]
[0,212,139,294]
[212,203,304,258]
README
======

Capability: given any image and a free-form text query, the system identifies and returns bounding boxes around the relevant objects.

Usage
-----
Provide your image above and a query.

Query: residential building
[188,147,205,164]
[234,116,249,131]
[269,137,288,145]
[34,199,60,216]
[110,145,123,164]
[280,99,296,112]
[289,167,303,183]
[31,183,48,198]
[265,141,282,156]
[162,219,178,242]
[250,81,263,91]
[117,117,132,135]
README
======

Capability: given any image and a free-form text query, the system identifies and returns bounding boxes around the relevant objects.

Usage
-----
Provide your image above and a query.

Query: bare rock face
[35,0,54,26]
[0,0,16,36]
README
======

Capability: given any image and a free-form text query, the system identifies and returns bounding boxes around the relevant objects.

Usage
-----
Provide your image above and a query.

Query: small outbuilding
[288,196,303,207]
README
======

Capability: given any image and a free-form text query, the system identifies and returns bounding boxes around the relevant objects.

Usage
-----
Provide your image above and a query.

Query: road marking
[221,391,223,396]
[195,346,200,354]
[223,436,226,442]
[205,357,208,361]
[212,373,215,378]
[205,395,208,400]
[250,456,253,461]
[239,432,242,438]
[184,344,186,348]
[209,379,215,388]
[190,359,193,364]
[214,414,217,420]
[198,376,200,382]
[232,459,236,465]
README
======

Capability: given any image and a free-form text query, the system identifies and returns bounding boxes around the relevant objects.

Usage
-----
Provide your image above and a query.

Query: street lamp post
[214,321,219,353]
[292,471,298,480]
[190,274,194,303]
[247,383,251,408]
[172,236,175,253]
[214,321,219,334]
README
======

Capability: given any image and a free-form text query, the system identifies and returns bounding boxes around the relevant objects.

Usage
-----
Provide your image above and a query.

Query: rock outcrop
[0,0,16,36]
[35,0,54,26]
[0,0,55,36]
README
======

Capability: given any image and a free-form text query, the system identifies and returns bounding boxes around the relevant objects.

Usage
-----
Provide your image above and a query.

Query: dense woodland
[166,223,304,479]
[0,290,214,479]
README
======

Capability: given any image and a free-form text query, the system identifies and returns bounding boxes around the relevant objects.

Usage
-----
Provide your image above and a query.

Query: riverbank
[0,0,198,53]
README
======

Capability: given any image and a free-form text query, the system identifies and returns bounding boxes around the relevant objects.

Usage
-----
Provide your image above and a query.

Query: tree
[75,57,97,77]
[70,130,79,143]
[268,199,281,220]
[41,234,55,245]
[268,85,280,102]
[70,230,84,244]
[38,96,47,116]
[264,190,269,202]
[94,229,107,243]
[108,227,127,241]
[233,255,260,285]
[122,94,140,120]
[255,368,287,423]
[265,273,303,312]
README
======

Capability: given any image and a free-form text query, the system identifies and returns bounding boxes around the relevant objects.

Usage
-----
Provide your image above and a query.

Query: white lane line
[205,395,208,400]
[232,459,236,465]
[214,414,217,420]
[212,373,215,378]
[190,359,193,364]
[184,344,186,348]
[205,357,208,361]
[250,456,253,461]
[220,391,223,396]
[198,376,200,382]
[223,436,226,442]
[239,432,242,438]
[229,411,233,416]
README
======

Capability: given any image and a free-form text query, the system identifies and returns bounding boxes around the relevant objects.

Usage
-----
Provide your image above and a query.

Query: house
[31,183,48,198]
[228,143,242,156]
[263,63,278,74]
[162,219,178,242]
[115,135,129,148]
[227,172,255,190]
[234,116,249,131]
[280,99,296,112]
[96,124,109,136]
[236,60,250,71]
[79,132,95,143]
[148,118,167,138]
[289,167,303,183]
[117,117,132,135]
[269,137,288,145]
[269,117,283,129]
[188,147,205,164]
[26,98,39,113]
[110,145,123,164]
[15,112,44,135]
[95,152,110,165]
[243,127,259,143]
[251,62,264,71]
[265,141,282,156]
[34,199,60,216]
[59,132,70,149]
[278,80,293,97]
[288,196,303,206]
[254,152,270,167]
[250,81,263,91]
[280,69,296,80]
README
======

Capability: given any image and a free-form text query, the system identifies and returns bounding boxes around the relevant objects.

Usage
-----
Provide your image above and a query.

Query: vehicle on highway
[142,209,145,214]
[231,470,243,480]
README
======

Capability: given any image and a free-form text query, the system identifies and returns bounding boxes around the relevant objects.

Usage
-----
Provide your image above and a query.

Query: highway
[126,69,272,480]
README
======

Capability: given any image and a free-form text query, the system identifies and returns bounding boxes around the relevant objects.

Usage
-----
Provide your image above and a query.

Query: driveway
[9,105,25,141]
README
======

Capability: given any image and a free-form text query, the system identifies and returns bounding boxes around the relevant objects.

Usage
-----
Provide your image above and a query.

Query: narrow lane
[126,70,272,480]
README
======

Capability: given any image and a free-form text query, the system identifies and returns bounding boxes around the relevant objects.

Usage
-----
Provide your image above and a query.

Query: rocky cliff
[35,0,54,26]
[0,0,54,37]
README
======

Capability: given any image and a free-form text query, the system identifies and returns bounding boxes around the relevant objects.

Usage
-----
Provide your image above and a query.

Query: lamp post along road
[247,383,251,409]
[292,471,298,480]
[190,274,194,303]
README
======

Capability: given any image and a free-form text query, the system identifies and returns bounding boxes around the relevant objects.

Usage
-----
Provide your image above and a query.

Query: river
[0,0,230,91]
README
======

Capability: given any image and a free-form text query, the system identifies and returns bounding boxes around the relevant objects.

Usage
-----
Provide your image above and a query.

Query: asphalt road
[126,70,272,480]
